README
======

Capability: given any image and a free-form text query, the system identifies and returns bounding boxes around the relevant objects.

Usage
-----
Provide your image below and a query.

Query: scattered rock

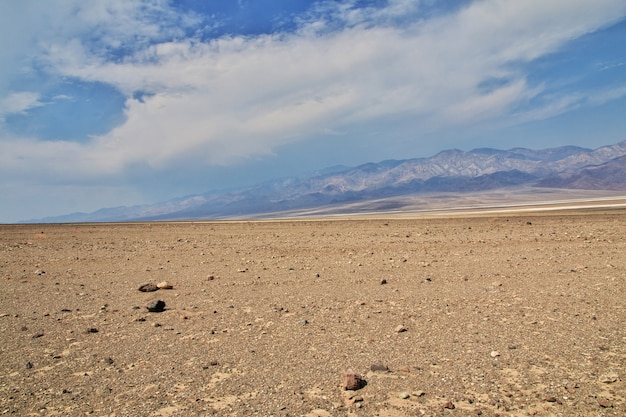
[490,350,500,357]
[138,283,159,292]
[441,401,455,409]
[597,398,612,408]
[395,325,407,333]
[343,392,364,406]
[370,364,389,372]
[32,332,44,339]
[413,390,426,397]
[157,281,173,289]
[206,275,215,281]
[399,392,410,399]
[25,361,33,369]
[380,279,387,285]
[34,269,45,276]
[86,327,99,333]
[341,371,365,390]
[600,372,619,383]
[146,300,166,313]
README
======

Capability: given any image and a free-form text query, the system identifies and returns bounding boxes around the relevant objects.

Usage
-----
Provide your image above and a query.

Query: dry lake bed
[1,209,625,416]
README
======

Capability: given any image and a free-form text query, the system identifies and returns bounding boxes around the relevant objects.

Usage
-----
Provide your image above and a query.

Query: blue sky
[1,0,625,222]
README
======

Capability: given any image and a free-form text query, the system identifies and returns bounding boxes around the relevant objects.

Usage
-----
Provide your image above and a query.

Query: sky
[1,0,626,223]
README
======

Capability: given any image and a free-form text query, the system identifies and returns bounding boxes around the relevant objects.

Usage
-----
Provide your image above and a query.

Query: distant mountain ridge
[25,140,626,223]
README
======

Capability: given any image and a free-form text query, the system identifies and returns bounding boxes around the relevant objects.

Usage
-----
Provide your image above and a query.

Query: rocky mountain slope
[26,140,626,222]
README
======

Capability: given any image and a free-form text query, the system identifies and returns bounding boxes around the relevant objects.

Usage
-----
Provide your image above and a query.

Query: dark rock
[370,364,389,372]
[380,279,387,285]
[138,283,159,292]
[32,332,44,339]
[25,361,33,369]
[598,398,612,408]
[342,371,366,390]
[146,300,166,312]
[86,327,99,333]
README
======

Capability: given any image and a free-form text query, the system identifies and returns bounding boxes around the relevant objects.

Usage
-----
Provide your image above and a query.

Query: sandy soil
[1,210,624,416]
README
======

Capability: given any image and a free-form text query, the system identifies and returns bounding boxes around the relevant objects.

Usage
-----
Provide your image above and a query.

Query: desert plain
[1,208,625,416]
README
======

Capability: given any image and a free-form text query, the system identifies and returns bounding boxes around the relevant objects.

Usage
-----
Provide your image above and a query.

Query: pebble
[86,327,99,333]
[138,283,159,292]
[341,371,365,390]
[441,401,455,409]
[34,269,45,276]
[399,392,410,399]
[380,279,387,285]
[395,325,407,333]
[370,364,389,372]
[597,398,612,408]
[146,300,166,313]
[157,281,173,289]
[490,350,500,357]
[600,372,619,383]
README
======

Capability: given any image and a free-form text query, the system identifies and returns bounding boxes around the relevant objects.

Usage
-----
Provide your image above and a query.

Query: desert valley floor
[1,209,625,416]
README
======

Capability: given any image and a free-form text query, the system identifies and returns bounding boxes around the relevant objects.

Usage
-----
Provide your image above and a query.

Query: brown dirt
[1,211,625,416]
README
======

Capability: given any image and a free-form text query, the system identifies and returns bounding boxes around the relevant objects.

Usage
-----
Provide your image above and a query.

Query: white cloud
[1,0,626,185]
[0,92,43,116]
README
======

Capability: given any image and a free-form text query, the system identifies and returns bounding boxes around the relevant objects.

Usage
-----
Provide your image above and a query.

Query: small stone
[600,372,619,383]
[341,371,365,390]
[32,332,44,339]
[413,390,426,397]
[343,393,364,406]
[206,275,215,281]
[157,281,173,289]
[86,327,99,333]
[441,401,455,409]
[380,279,387,285]
[492,281,503,287]
[490,350,500,357]
[370,364,389,372]
[138,283,159,292]
[146,300,166,313]
[545,396,557,402]
[597,398,612,408]
[399,392,410,399]
[34,269,46,276]
[25,361,33,369]
[395,325,407,333]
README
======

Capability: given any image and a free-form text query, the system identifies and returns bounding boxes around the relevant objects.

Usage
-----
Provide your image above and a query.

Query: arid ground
[1,209,625,416]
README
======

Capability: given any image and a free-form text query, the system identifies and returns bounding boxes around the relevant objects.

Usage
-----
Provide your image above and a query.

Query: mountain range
[27,140,626,223]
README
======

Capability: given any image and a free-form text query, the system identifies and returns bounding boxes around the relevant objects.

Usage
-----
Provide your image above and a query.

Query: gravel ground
[1,211,624,416]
